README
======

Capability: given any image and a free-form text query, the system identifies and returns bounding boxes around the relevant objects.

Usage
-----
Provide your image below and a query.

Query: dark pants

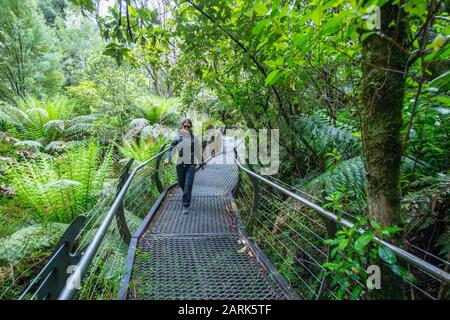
[176,164,196,208]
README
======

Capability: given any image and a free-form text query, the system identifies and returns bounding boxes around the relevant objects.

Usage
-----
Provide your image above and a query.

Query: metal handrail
[58,147,169,300]
[58,130,224,299]
[231,154,450,285]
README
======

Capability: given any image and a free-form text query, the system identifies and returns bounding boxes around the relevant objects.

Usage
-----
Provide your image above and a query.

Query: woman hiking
[164,119,204,214]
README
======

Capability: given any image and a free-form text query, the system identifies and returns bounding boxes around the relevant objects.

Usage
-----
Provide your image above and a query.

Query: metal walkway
[16,132,450,300]
[123,153,289,300]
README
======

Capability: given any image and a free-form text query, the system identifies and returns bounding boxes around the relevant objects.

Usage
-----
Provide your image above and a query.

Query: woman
[164,119,204,214]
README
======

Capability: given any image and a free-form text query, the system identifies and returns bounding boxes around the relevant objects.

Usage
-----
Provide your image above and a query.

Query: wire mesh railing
[232,152,450,300]
[72,160,176,300]
[13,146,176,300]
[13,130,220,300]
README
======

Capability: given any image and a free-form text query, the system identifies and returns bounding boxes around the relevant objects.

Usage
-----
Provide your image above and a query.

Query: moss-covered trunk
[361,2,408,300]
[361,2,407,227]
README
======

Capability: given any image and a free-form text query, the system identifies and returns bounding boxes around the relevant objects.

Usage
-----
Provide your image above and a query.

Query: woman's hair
[181,119,193,127]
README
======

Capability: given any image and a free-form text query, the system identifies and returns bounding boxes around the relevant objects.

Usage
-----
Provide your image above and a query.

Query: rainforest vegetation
[0,0,448,300]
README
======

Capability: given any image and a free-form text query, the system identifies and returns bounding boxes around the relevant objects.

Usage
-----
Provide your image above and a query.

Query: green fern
[0,96,78,141]
[6,140,114,223]
[134,96,179,125]
[306,156,429,213]
[118,136,165,164]
[293,114,360,160]
[306,156,367,211]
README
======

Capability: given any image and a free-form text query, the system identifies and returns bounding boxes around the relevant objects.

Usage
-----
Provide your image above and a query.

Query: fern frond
[44,141,68,153]
[14,140,43,153]
[44,120,65,134]
[118,136,165,164]
[7,141,114,223]
[293,114,360,159]
[307,156,366,210]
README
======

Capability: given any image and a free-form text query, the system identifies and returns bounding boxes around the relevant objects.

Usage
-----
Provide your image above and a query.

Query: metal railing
[15,146,172,300]
[15,131,448,300]
[17,130,223,300]
[231,148,450,299]
[57,147,171,300]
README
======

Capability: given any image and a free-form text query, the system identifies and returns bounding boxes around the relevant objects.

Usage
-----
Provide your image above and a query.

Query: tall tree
[360,2,408,227]
[0,0,64,102]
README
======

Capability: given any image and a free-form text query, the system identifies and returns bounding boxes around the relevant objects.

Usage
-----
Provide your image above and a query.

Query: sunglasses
[183,125,192,129]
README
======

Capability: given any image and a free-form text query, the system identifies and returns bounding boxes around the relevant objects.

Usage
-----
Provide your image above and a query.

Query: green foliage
[309,157,366,212]
[0,0,65,102]
[0,223,67,264]
[54,10,103,85]
[135,96,180,126]
[38,0,69,25]
[0,96,96,144]
[323,216,412,300]
[66,80,101,114]
[118,136,165,164]
[6,140,113,223]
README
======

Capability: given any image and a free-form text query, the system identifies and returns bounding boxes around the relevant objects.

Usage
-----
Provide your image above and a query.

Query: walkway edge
[118,183,178,300]
[228,194,302,300]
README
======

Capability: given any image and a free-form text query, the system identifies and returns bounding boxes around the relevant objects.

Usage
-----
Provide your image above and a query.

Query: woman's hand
[164,159,170,165]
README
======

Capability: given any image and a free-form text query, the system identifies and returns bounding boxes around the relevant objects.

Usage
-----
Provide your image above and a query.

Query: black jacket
[166,131,203,165]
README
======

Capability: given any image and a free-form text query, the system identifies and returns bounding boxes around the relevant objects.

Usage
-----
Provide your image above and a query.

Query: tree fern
[14,140,43,153]
[0,103,29,128]
[63,115,97,138]
[6,140,114,223]
[134,95,179,125]
[293,114,360,160]
[306,156,367,211]
[1,96,78,140]
[118,136,165,164]
[306,156,433,213]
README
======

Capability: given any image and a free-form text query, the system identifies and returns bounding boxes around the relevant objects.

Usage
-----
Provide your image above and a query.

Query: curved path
[122,146,292,300]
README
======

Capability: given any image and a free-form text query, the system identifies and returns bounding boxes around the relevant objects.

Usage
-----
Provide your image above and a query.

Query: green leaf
[370,219,381,230]
[338,239,349,250]
[391,265,416,283]
[360,31,374,42]
[264,70,281,86]
[378,246,397,264]
[293,34,308,48]
[271,0,281,15]
[433,96,450,105]
[381,226,402,237]
[254,3,269,16]
[311,5,323,26]
[354,231,374,250]
[252,19,268,35]
[323,262,339,271]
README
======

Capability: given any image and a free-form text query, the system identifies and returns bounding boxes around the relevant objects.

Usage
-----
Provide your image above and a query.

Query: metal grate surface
[172,164,239,196]
[131,235,286,300]
[127,147,289,300]
[147,196,234,235]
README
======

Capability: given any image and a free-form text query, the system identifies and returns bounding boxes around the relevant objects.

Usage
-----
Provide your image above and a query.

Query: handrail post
[316,190,338,300]
[115,159,134,245]
[153,144,167,193]
[232,146,259,234]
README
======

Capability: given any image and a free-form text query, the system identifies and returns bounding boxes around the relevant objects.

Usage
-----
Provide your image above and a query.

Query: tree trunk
[361,2,408,300]
[361,2,407,227]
